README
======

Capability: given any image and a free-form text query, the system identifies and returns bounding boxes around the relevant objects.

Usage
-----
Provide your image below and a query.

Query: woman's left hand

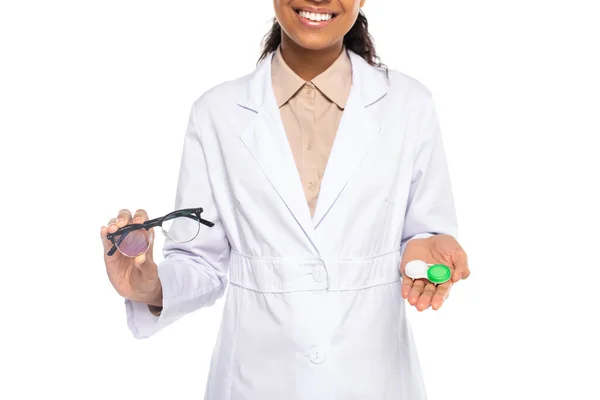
[400,234,470,311]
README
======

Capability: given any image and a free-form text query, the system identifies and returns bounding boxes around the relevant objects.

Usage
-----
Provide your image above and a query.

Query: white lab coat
[124,50,457,400]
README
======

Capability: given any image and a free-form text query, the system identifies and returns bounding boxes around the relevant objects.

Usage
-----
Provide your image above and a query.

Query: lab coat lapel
[238,53,317,250]
[312,51,388,227]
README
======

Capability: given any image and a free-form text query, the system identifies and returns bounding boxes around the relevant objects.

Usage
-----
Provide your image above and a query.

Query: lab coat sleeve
[400,94,458,259]
[124,104,231,339]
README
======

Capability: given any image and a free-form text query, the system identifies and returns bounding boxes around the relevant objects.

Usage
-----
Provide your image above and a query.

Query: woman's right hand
[100,209,163,307]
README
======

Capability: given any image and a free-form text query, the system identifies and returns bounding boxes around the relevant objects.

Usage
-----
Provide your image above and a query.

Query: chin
[290,33,339,52]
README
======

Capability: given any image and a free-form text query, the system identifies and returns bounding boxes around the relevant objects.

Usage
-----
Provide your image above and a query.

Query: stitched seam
[230,248,401,262]
[228,278,401,294]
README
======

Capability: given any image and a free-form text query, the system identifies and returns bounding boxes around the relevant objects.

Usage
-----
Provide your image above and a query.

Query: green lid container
[427,264,451,284]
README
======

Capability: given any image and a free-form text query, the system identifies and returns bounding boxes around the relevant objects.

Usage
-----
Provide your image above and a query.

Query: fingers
[408,279,426,306]
[451,247,470,282]
[431,282,452,310]
[401,277,414,299]
[416,282,436,311]
[117,209,133,225]
[100,225,111,249]
[100,210,133,249]
[101,209,135,233]
[400,267,414,299]
[132,209,149,224]
[403,279,453,311]
[100,218,117,254]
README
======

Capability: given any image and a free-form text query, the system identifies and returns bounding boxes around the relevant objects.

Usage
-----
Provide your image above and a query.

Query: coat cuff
[124,288,206,339]
[124,259,226,339]
[125,298,163,339]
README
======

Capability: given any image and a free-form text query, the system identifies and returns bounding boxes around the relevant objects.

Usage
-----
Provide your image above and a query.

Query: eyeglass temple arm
[143,217,163,229]
[174,211,215,228]
[158,212,214,227]
[199,217,215,227]
[107,245,118,256]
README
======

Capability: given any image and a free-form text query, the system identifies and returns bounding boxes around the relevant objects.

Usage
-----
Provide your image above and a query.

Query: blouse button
[309,347,326,364]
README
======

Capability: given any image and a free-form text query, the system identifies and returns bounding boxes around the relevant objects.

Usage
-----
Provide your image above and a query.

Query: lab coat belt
[228,250,402,293]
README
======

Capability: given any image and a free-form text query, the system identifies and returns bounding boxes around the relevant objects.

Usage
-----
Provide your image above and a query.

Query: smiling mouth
[293,8,339,22]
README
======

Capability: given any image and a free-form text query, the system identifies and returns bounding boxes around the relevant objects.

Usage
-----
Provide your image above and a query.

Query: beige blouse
[271,46,352,216]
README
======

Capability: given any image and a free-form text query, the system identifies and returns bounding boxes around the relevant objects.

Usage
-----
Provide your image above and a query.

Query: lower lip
[295,11,336,28]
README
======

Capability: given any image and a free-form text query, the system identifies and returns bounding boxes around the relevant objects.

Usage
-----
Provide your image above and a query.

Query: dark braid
[258,10,385,70]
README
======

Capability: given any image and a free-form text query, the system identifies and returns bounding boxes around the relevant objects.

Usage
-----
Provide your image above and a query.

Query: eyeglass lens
[115,229,152,258]
[162,213,201,243]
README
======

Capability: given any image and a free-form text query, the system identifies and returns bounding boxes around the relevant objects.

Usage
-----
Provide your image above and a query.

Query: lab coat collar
[237,50,388,252]
[238,50,387,111]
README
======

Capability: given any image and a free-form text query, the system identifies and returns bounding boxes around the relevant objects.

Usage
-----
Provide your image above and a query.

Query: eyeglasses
[106,207,214,257]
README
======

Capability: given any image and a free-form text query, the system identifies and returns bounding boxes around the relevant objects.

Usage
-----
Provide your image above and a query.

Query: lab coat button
[312,265,325,282]
[309,348,326,364]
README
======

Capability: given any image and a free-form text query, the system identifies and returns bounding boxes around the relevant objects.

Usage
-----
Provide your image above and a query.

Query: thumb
[133,248,157,274]
[134,253,147,268]
[133,253,156,273]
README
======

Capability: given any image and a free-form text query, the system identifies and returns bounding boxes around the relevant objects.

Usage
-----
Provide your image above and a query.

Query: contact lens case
[404,260,452,284]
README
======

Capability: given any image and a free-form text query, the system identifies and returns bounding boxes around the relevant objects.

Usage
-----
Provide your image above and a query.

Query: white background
[1,1,599,399]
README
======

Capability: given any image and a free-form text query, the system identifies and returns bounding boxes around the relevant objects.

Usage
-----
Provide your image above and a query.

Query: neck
[280,34,343,81]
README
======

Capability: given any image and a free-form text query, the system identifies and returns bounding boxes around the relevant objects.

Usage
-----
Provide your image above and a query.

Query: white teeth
[298,10,333,22]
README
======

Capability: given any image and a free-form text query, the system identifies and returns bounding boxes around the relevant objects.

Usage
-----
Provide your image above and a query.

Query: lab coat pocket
[229,291,298,399]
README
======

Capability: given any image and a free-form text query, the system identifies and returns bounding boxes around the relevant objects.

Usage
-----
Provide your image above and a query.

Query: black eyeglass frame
[106,207,214,257]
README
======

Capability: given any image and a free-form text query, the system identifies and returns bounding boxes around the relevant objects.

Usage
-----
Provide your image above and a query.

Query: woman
[101,1,471,398]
